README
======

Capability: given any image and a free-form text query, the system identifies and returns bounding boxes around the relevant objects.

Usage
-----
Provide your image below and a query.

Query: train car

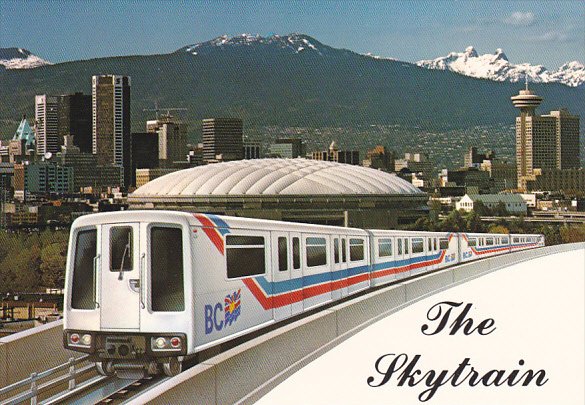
[459,232,512,262]
[63,210,544,378]
[510,233,545,251]
[367,230,458,286]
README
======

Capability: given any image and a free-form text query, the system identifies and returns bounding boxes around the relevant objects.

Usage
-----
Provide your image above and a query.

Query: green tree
[465,210,485,233]
[440,209,466,232]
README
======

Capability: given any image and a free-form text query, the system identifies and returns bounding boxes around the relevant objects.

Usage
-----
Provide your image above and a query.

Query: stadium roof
[132,158,423,197]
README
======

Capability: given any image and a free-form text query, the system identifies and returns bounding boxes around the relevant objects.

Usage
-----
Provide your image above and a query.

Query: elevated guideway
[129,243,584,405]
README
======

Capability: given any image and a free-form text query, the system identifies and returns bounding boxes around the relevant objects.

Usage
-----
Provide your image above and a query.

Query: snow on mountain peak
[0,47,52,69]
[416,47,583,87]
[179,33,324,56]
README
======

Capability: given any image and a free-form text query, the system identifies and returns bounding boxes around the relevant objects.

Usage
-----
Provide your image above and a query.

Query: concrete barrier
[129,242,584,405]
[0,320,80,389]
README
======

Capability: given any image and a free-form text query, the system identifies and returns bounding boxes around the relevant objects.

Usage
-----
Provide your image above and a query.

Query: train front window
[110,227,133,272]
[151,227,184,312]
[71,229,97,310]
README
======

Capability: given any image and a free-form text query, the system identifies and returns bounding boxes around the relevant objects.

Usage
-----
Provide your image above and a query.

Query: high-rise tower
[202,118,243,163]
[511,82,555,191]
[92,75,131,188]
[35,95,60,155]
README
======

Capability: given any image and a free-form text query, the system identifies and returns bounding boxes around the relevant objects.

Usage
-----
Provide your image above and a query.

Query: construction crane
[143,101,187,120]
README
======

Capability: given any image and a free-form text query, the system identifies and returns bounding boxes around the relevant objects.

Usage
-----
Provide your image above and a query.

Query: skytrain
[63,211,544,377]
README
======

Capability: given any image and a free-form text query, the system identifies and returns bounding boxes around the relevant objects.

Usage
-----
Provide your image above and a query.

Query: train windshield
[71,229,97,309]
[150,227,185,312]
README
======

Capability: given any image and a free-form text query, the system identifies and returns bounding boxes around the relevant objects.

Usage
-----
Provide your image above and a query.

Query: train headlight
[81,334,92,346]
[154,337,167,349]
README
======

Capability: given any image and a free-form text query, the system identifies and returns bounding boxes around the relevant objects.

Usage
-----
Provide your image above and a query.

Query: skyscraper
[35,95,60,155]
[92,75,131,188]
[147,115,187,167]
[59,92,92,153]
[202,118,243,163]
[511,83,580,191]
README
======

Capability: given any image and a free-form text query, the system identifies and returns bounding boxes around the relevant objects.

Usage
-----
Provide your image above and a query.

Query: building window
[226,235,266,278]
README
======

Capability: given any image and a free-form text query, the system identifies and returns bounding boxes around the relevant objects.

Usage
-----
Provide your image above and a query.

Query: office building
[131,132,159,187]
[464,147,495,168]
[547,109,580,169]
[394,152,433,180]
[362,145,394,171]
[35,95,60,155]
[147,115,188,167]
[58,135,122,192]
[243,139,261,159]
[202,118,243,163]
[13,161,73,200]
[92,75,131,188]
[269,138,306,159]
[310,141,360,165]
[58,92,92,153]
[511,84,580,191]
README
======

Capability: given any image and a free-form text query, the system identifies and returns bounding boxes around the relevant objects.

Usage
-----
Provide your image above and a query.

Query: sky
[1,0,583,68]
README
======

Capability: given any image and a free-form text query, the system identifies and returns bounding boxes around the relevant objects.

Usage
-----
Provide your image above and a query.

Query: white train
[63,211,544,377]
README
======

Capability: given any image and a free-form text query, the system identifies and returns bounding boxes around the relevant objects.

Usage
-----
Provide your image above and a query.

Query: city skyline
[1,0,583,68]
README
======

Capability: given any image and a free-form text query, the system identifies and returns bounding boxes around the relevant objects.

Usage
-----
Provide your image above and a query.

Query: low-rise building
[456,193,527,215]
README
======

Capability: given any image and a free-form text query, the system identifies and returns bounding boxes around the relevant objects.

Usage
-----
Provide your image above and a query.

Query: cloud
[532,30,571,43]
[503,11,535,26]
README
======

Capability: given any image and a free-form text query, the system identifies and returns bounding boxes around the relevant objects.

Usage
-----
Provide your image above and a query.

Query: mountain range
[0,33,583,137]
[0,47,52,70]
[416,46,584,88]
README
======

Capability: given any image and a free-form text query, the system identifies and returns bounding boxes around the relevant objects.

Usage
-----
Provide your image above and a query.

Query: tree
[492,201,509,217]
[440,209,466,232]
[560,225,585,244]
[465,210,485,233]
[488,224,510,234]
[473,200,491,216]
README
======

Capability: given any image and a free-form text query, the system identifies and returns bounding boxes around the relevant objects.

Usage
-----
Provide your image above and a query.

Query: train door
[395,237,405,278]
[290,233,303,316]
[100,223,141,330]
[331,235,348,300]
[272,232,292,321]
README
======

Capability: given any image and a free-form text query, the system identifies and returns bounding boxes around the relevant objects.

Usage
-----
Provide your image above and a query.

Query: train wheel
[163,358,182,377]
[96,361,115,376]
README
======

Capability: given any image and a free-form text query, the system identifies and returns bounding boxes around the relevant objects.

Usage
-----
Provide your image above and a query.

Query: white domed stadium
[129,159,428,228]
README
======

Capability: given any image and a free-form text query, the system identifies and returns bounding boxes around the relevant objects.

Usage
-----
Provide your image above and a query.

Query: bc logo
[204,289,242,334]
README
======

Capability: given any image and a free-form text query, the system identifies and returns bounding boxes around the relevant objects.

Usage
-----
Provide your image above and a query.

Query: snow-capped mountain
[416,47,584,88]
[176,33,334,56]
[0,48,52,69]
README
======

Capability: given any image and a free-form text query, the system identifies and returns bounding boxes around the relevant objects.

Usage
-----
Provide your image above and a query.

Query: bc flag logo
[205,289,242,334]
[224,289,241,326]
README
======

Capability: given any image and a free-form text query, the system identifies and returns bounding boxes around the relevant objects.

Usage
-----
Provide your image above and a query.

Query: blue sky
[1,0,583,68]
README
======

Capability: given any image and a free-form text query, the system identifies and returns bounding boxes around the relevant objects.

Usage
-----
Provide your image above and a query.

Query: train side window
[151,227,184,311]
[110,226,133,272]
[226,235,266,278]
[397,239,403,255]
[427,238,432,252]
[278,236,288,272]
[434,238,438,251]
[378,238,392,257]
[513,237,520,243]
[334,238,340,264]
[412,238,424,254]
[502,237,510,244]
[439,238,449,250]
[350,238,365,261]
[341,238,347,263]
[486,238,494,246]
[404,238,409,255]
[468,238,477,247]
[292,237,300,270]
[306,237,327,267]
[71,229,97,310]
